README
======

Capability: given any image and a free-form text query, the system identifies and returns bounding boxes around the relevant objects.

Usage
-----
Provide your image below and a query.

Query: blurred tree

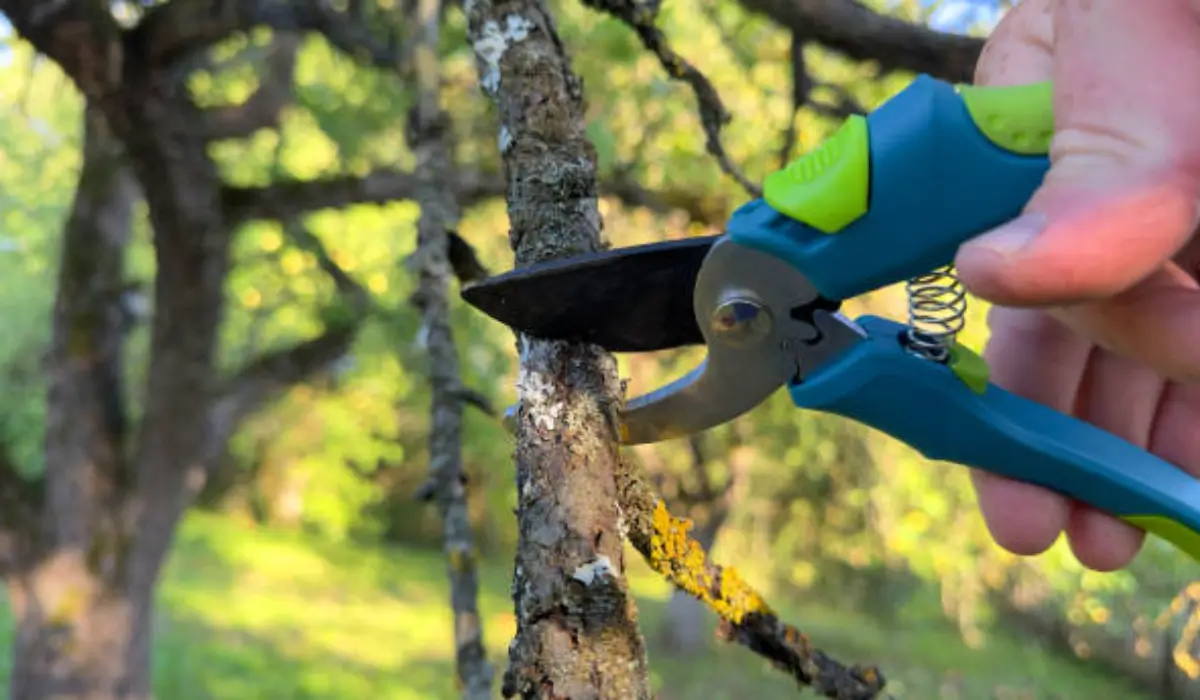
[0,4,447,698]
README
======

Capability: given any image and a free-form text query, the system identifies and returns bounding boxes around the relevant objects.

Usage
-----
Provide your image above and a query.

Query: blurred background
[2,0,1199,698]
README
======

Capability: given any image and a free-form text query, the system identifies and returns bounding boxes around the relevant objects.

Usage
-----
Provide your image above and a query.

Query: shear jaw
[620,236,823,444]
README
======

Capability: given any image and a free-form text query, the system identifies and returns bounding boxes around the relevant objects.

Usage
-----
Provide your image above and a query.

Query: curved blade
[460,236,718,352]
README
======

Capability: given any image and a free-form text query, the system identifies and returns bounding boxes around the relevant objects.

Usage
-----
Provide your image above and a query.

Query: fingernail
[968,212,1047,258]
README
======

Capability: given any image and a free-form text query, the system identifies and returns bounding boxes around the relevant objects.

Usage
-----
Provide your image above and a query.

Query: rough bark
[463,0,652,697]
[406,0,494,696]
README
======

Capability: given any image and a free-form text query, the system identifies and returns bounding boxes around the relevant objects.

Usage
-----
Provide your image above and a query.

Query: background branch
[580,0,760,197]
[734,0,983,81]
[135,0,406,71]
[403,0,495,693]
[0,0,122,99]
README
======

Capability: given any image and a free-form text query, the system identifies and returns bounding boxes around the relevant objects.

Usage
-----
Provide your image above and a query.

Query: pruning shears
[462,75,1200,564]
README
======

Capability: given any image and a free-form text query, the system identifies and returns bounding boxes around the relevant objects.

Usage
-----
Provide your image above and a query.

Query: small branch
[222,169,425,225]
[134,0,406,71]
[616,460,886,699]
[734,0,983,82]
[201,33,302,141]
[446,230,490,286]
[579,0,760,197]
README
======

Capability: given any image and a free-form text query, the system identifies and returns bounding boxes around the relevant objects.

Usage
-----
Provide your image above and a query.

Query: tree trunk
[6,100,152,699]
[8,555,153,699]
[464,0,652,697]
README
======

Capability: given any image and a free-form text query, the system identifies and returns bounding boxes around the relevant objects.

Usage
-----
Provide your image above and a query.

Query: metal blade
[460,236,719,352]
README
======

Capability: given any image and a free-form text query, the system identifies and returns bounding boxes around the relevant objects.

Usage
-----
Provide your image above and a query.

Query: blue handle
[789,316,1200,562]
[727,75,1050,301]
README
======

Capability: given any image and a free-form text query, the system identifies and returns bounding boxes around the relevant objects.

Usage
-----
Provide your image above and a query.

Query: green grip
[957,81,1055,156]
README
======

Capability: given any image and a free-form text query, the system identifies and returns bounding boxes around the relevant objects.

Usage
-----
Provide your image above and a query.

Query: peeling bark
[463,0,652,697]
[406,0,494,696]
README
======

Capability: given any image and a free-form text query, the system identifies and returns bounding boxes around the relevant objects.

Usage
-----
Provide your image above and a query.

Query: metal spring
[905,264,967,363]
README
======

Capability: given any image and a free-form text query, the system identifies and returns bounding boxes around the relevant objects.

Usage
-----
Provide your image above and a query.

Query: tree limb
[735,0,983,82]
[133,0,406,71]
[615,461,886,699]
[0,0,122,99]
[404,0,495,693]
[223,168,731,228]
[579,0,760,197]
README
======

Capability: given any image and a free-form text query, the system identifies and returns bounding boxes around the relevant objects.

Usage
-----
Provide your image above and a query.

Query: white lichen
[572,555,615,586]
[514,338,567,432]
[471,14,536,95]
[498,125,514,154]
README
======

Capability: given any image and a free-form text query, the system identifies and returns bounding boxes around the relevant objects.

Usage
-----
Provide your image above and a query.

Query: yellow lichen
[647,499,770,625]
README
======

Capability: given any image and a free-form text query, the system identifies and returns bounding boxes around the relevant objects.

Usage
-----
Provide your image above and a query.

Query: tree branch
[203,220,368,468]
[579,0,760,197]
[133,0,405,71]
[735,0,983,82]
[0,0,122,99]
[778,31,811,168]
[201,32,302,141]
[464,0,653,694]
[404,0,495,693]
[223,168,731,228]
[615,461,886,699]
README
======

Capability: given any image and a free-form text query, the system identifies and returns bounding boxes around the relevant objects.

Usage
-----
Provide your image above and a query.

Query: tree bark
[463,0,652,697]
[407,0,495,696]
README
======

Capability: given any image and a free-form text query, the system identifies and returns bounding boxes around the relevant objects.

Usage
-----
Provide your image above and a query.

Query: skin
[955,0,1200,571]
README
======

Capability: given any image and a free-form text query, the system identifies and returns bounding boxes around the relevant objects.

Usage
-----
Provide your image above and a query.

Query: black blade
[460,236,718,352]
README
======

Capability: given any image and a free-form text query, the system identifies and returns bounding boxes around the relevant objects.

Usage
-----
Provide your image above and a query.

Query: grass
[0,512,1155,699]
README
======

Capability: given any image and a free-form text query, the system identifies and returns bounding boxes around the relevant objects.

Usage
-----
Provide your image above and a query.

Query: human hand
[954,0,1200,571]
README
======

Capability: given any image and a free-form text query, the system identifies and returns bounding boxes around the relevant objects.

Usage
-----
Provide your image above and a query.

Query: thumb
[956,0,1200,306]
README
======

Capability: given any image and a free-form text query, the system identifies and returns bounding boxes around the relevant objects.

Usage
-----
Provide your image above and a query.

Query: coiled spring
[905,264,967,363]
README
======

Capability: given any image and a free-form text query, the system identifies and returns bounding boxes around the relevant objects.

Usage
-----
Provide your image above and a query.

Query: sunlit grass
[0,512,1154,699]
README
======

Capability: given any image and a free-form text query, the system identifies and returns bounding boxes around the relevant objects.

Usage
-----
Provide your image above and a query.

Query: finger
[1149,383,1200,483]
[1051,265,1200,384]
[1063,349,1164,570]
[973,0,1054,86]
[969,306,1089,555]
[958,0,1200,305]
